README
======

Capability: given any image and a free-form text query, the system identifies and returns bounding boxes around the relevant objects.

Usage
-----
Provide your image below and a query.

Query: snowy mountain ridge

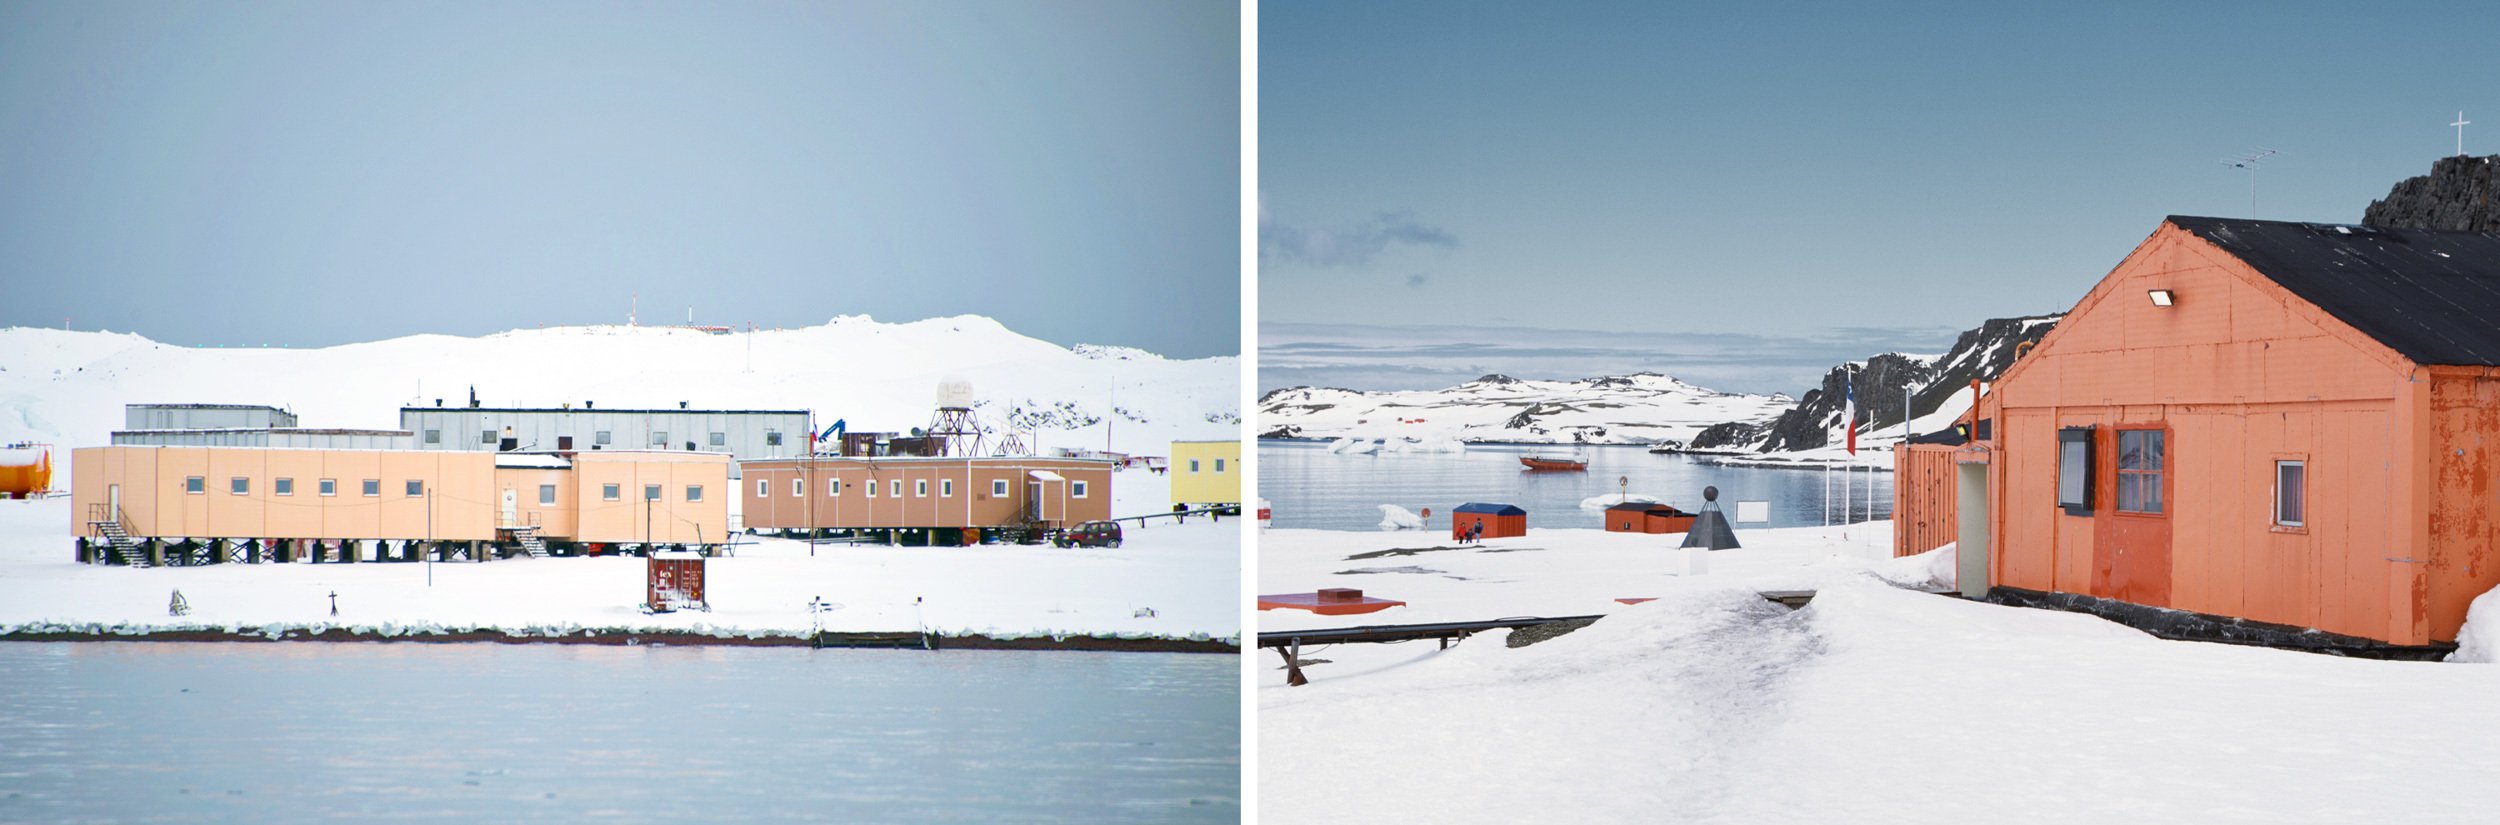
[0,315,1237,482]
[1257,371,1793,445]
[1694,314,2062,459]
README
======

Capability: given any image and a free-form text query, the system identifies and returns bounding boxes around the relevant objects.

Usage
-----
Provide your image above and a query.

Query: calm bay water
[0,643,1236,824]
[1260,440,1893,532]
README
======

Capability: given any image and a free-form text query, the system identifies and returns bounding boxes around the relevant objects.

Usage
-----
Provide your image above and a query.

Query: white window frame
[603,484,621,501]
[792,478,806,497]
[915,479,928,497]
[362,479,380,497]
[757,479,768,498]
[866,480,879,498]
[1189,459,1200,473]
[941,479,954,497]
[710,431,727,447]
[185,476,205,494]
[1072,480,1089,498]
[230,477,249,495]
[406,480,424,497]
[2275,460,2306,528]
[687,485,704,503]
[319,478,337,497]
[651,431,669,447]
[644,484,661,502]
[1215,458,1226,473]
[991,479,1009,497]
[828,479,841,496]
[890,480,901,498]
[274,477,293,496]
[540,484,557,505]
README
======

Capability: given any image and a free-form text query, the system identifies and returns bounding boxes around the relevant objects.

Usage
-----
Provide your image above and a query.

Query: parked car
[1055,520,1122,548]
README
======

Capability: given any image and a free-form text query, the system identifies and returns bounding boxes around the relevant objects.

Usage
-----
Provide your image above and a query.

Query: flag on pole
[1844,379,1857,456]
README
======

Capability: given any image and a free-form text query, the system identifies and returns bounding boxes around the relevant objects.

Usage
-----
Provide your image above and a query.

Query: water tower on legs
[928,378,985,458]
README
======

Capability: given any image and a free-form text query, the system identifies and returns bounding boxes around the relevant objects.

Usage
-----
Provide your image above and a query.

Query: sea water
[0,642,1236,823]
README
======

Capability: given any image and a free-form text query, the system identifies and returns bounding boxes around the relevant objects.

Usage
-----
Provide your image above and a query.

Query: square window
[687,485,704,502]
[231,477,249,495]
[792,478,805,497]
[481,429,496,444]
[644,484,661,501]
[424,429,441,444]
[1072,480,1089,498]
[361,479,380,497]
[603,483,621,501]
[275,478,294,496]
[941,479,954,497]
[319,478,337,497]
[992,479,1009,497]
[406,480,424,497]
[595,430,612,445]
[2276,460,2306,527]
[766,431,783,446]
[540,484,556,505]
[710,431,726,447]
[651,431,668,447]
[185,476,204,494]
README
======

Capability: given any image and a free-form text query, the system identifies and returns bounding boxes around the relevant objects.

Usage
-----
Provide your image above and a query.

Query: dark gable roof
[2169,215,2500,366]
[1453,502,1526,515]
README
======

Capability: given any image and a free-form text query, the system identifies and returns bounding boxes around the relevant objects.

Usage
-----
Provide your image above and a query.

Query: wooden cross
[2455,111,2472,157]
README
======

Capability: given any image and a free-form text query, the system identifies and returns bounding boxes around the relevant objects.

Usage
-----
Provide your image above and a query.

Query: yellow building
[1168,440,1239,509]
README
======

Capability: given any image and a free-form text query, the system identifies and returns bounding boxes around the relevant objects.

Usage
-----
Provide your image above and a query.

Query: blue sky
[0,1,1238,358]
[1260,0,2499,393]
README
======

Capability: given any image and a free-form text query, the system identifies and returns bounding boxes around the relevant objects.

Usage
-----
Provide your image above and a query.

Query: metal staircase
[511,527,550,558]
[86,504,146,568]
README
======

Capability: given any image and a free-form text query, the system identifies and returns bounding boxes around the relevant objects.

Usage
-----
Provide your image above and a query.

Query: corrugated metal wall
[1892,444,1957,558]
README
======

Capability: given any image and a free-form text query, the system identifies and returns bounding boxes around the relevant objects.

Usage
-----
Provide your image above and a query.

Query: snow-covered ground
[1260,523,2500,823]
[0,486,1237,642]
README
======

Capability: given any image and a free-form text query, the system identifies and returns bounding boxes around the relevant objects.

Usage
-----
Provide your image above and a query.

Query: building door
[2095,426,2173,607]
[107,484,121,521]
[1955,462,1988,599]
[500,487,518,528]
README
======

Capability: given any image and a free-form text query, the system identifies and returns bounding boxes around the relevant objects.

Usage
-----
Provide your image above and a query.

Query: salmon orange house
[1901,216,2500,649]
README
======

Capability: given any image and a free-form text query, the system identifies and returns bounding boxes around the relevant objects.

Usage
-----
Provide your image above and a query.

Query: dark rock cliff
[2363,154,2500,232]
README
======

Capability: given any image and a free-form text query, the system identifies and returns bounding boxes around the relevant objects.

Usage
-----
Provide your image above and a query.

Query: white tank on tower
[936,377,976,410]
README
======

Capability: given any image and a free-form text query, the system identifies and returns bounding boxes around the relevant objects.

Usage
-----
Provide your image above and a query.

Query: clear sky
[1259,0,2500,394]
[0,1,1239,358]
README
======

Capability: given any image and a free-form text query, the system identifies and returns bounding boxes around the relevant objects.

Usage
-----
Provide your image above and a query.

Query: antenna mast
[2219,148,2278,216]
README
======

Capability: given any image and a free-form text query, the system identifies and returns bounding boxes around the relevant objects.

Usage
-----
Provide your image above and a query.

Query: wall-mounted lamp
[2148,289,2175,308]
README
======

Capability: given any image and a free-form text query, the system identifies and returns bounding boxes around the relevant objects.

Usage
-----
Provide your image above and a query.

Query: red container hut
[1450,502,1526,540]
[644,551,709,613]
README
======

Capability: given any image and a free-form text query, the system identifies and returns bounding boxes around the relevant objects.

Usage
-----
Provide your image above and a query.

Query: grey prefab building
[398,407,812,476]
[124,404,298,431]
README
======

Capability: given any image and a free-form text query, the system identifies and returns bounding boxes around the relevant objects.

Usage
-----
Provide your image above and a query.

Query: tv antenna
[2453,111,2472,157]
[2219,148,2278,215]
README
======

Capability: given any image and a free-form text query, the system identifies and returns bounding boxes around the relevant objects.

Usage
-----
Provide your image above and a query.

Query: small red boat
[1519,450,1588,471]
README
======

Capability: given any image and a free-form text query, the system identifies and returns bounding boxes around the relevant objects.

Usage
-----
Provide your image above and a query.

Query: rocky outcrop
[2363,154,2500,232]
[1718,314,2060,454]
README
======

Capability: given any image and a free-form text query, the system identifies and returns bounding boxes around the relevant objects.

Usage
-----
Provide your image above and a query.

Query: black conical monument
[1679,485,1741,550]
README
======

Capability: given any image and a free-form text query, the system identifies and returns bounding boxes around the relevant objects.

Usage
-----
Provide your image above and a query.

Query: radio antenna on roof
[2219,148,2278,216]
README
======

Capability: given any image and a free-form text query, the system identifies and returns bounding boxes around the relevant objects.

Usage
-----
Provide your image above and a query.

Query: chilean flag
[1843,380,1856,456]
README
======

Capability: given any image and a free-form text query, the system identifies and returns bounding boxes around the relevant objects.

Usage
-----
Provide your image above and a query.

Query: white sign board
[1734,500,1771,524]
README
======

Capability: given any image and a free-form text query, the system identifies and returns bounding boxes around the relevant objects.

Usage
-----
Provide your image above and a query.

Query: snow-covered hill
[1691,315,2061,463]
[0,316,1239,484]
[1257,372,1792,446]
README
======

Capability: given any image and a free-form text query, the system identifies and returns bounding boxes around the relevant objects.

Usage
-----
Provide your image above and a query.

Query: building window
[766,431,783,446]
[828,480,841,496]
[2275,460,2306,527]
[595,430,612,445]
[792,478,805,497]
[866,480,878,498]
[1215,458,1226,473]
[424,429,441,444]
[603,483,621,501]
[231,477,250,495]
[362,479,380,497]
[710,431,726,447]
[185,476,205,494]
[275,478,293,496]
[914,479,928,497]
[2057,427,2094,516]
[890,480,901,498]
[481,429,496,444]
[320,478,337,497]
[687,485,704,502]
[406,480,424,497]
[756,479,767,498]
[644,484,661,501]
[992,479,1009,497]
[558,436,574,450]
[941,479,954,497]
[540,484,556,505]
[2116,429,2164,514]
[651,431,668,447]
[1189,459,1200,473]
[1072,480,1089,498]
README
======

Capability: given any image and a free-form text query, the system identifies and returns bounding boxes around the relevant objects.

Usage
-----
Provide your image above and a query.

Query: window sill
[2270,525,2308,535]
